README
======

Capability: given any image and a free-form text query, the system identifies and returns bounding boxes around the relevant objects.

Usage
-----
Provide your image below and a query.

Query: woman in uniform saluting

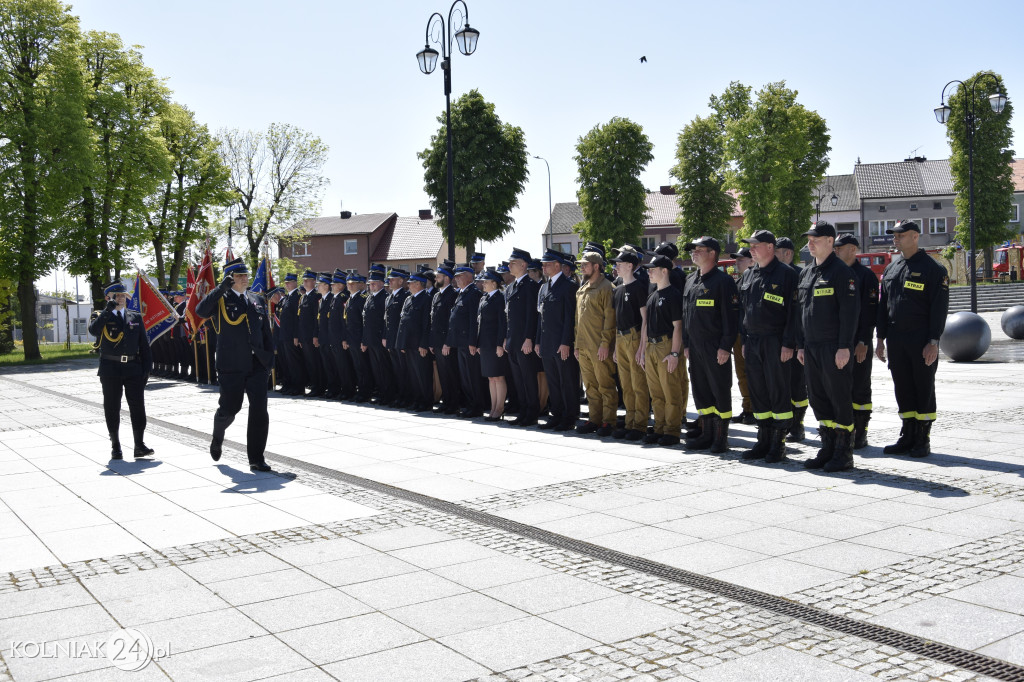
[88,281,154,460]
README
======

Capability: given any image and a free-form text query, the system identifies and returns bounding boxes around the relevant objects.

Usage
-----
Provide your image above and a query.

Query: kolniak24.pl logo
[8,628,170,672]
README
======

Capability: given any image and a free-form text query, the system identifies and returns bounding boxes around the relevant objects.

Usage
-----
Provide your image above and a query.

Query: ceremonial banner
[186,249,215,337]
[127,271,179,343]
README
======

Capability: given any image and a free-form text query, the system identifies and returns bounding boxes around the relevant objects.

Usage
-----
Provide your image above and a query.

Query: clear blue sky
[52,0,1022,291]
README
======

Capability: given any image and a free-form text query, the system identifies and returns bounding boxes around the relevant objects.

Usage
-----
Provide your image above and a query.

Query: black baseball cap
[654,241,679,259]
[742,230,776,246]
[887,220,921,234]
[730,247,752,259]
[683,236,721,253]
[802,221,837,238]
[611,252,640,266]
[775,237,796,250]
[835,234,860,248]
[642,254,675,270]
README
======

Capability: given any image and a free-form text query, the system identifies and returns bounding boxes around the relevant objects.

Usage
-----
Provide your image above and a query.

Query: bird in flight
[640,56,647,63]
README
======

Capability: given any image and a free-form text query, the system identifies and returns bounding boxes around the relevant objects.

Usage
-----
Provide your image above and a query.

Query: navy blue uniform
[538,274,579,428]
[279,287,304,393]
[477,290,508,378]
[397,290,432,409]
[196,286,275,466]
[505,275,541,423]
[328,290,355,399]
[297,288,323,395]
[448,285,485,415]
[89,306,153,450]
[345,290,372,400]
[362,288,394,403]
[430,284,460,413]
[385,288,410,405]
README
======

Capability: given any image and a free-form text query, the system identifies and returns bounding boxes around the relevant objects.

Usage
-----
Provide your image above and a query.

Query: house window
[933,201,942,210]
[909,203,918,211]
[292,241,310,257]
[869,220,896,236]
[640,237,656,252]
[554,242,572,254]
[73,318,87,336]
[929,217,947,234]
[1011,204,1020,223]
[878,205,887,212]
[39,304,52,316]
[836,223,856,235]
[344,239,358,255]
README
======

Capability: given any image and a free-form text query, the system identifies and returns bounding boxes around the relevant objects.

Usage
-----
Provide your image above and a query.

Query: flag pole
[204,324,212,386]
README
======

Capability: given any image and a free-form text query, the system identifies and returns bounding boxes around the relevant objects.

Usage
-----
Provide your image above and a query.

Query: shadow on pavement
[102,459,164,475]
[215,463,297,494]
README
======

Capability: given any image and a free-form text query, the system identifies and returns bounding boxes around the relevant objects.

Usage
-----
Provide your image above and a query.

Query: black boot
[109,432,122,460]
[883,418,917,454]
[824,428,855,472]
[765,421,789,463]
[684,415,714,450]
[210,433,223,461]
[709,417,730,454]
[134,443,154,458]
[684,418,702,440]
[787,406,807,442]
[741,420,771,460]
[853,411,870,450]
[908,420,932,458]
[803,426,835,469]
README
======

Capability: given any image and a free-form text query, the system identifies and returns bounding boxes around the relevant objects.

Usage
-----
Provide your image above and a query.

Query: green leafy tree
[145,104,232,289]
[718,81,830,247]
[65,31,172,308]
[0,0,92,360]
[418,89,529,254]
[670,115,734,247]
[945,71,1015,278]
[572,116,654,247]
[0,278,16,354]
[220,123,329,270]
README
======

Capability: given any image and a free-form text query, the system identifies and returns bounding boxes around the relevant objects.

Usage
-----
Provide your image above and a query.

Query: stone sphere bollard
[939,311,991,361]
[1001,305,1024,340]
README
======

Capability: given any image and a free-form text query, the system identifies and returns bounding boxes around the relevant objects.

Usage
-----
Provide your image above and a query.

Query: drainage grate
[7,375,1024,681]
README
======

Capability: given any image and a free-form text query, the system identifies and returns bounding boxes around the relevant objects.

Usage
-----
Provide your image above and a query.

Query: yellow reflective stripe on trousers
[852,403,872,411]
[820,419,834,428]
[834,422,855,432]
[899,411,918,419]
[717,410,733,420]
[698,406,732,419]
[753,411,772,420]
[771,411,794,420]
[914,412,937,421]
[791,399,809,408]
[697,407,716,415]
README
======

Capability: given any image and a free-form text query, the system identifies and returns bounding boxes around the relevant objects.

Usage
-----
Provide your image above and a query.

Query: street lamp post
[815,180,839,222]
[416,1,480,263]
[533,155,552,250]
[934,72,1007,314]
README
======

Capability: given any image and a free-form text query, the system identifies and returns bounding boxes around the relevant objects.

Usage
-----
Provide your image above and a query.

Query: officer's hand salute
[219,274,234,291]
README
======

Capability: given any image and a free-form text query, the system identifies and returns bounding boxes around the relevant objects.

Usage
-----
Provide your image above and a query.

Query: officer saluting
[89,281,154,460]
[196,258,275,472]
[875,219,949,458]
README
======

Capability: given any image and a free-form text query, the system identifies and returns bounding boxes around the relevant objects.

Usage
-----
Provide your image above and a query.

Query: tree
[946,71,1015,279]
[146,104,232,289]
[718,81,830,247]
[66,31,172,308]
[219,123,329,269]
[0,0,92,360]
[418,89,529,253]
[572,116,654,247]
[670,115,734,247]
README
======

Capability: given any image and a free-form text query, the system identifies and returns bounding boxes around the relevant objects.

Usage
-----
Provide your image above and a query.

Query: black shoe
[739,410,756,426]
[461,410,483,419]
[554,421,575,432]
[907,420,932,458]
[210,438,223,462]
[511,417,537,427]
[883,418,917,455]
[537,419,558,430]
[625,429,644,441]
[133,443,154,458]
[596,423,613,437]
[611,427,628,439]
[658,434,680,446]
[643,432,661,444]
[250,463,272,472]
[576,421,599,435]
[484,413,504,422]
[110,448,123,460]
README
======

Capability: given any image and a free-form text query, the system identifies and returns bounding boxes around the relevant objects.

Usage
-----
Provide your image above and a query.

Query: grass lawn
[0,342,96,366]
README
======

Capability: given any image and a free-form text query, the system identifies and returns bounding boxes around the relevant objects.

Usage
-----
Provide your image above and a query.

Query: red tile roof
[371,215,445,261]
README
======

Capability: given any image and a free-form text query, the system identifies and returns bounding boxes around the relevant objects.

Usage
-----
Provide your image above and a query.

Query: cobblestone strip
[794,531,1024,619]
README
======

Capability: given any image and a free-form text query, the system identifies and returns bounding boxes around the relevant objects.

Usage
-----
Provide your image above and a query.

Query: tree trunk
[983,245,994,281]
[153,238,165,288]
[0,295,13,355]
[18,279,39,360]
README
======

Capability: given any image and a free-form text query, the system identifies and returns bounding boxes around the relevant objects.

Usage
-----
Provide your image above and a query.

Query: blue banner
[250,256,269,294]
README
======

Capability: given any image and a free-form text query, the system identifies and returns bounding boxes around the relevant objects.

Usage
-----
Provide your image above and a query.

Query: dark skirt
[480,346,510,378]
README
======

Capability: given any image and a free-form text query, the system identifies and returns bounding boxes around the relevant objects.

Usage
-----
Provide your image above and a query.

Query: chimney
[659,185,676,195]
[419,209,433,220]
[340,210,352,219]
[904,156,927,163]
